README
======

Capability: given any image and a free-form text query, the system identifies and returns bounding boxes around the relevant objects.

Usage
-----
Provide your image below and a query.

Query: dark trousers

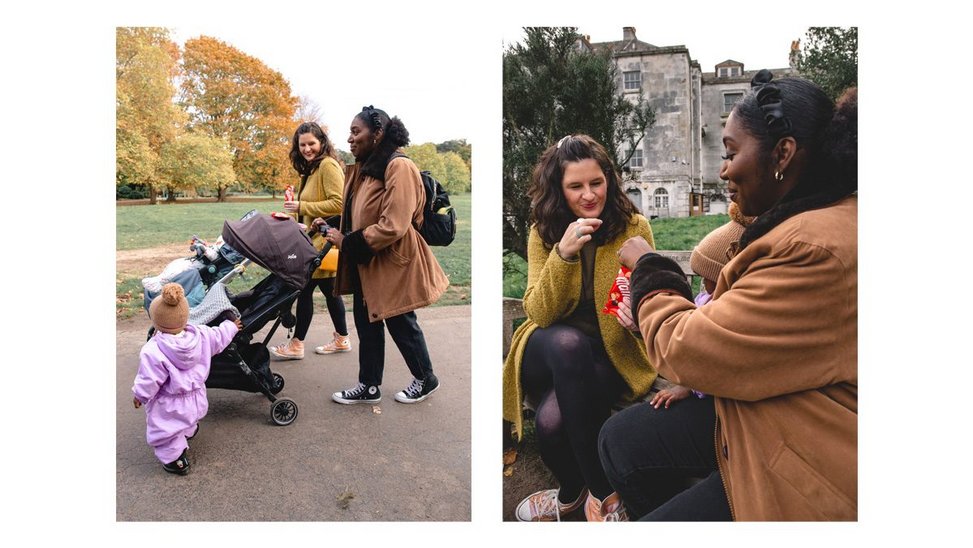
[598,395,731,521]
[352,291,433,387]
[294,277,347,340]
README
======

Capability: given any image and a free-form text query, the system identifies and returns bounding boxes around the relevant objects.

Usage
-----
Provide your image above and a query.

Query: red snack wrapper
[601,266,632,317]
[284,185,294,202]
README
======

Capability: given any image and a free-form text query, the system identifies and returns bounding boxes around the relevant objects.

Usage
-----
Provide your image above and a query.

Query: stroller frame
[204,241,332,426]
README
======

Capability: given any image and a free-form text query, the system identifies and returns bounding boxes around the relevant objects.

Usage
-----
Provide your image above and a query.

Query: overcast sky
[169,24,494,147]
[167,24,815,149]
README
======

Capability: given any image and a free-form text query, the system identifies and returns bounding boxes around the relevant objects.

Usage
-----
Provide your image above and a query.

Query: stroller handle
[310,241,332,275]
[217,258,253,286]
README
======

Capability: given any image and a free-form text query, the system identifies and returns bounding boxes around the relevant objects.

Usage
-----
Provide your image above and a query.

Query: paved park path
[116,305,470,521]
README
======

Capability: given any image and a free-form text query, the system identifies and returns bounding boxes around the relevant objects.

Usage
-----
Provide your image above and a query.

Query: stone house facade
[587,28,794,217]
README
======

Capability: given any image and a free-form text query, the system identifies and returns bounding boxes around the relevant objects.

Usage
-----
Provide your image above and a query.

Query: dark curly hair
[289,122,340,176]
[528,134,638,247]
[731,73,858,249]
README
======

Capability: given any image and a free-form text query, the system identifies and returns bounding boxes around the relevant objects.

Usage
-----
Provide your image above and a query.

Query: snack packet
[284,185,294,201]
[601,266,631,317]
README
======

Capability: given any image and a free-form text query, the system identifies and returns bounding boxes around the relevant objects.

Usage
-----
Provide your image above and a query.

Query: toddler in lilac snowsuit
[133,283,241,475]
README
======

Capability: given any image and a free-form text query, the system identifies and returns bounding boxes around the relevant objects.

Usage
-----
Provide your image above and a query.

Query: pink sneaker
[515,487,588,522]
[314,332,352,354]
[270,339,304,360]
[584,492,628,522]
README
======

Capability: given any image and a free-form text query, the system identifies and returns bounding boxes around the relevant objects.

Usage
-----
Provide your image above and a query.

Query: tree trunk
[165,186,177,203]
[217,185,227,202]
[149,186,158,205]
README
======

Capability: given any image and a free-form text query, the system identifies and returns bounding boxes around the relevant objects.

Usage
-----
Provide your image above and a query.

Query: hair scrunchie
[751,69,792,139]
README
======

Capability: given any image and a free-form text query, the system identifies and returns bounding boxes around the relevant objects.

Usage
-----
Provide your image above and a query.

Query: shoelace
[402,378,424,397]
[602,503,627,522]
[344,382,366,397]
[532,490,562,522]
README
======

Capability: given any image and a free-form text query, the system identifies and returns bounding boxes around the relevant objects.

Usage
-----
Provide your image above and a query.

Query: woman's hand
[557,218,602,260]
[614,295,639,333]
[649,385,692,409]
[283,200,300,213]
[324,227,344,249]
[618,236,654,270]
[133,397,142,409]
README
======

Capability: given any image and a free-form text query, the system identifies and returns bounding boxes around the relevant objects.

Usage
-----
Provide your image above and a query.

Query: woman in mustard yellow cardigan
[271,122,349,359]
[502,135,657,522]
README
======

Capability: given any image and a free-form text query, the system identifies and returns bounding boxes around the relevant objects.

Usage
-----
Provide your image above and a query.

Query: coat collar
[359,139,402,182]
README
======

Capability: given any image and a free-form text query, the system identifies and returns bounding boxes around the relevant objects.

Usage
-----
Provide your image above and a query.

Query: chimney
[623,27,636,42]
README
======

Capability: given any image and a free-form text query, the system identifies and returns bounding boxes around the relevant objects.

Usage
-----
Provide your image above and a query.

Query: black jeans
[598,395,731,520]
[294,277,347,341]
[352,291,433,387]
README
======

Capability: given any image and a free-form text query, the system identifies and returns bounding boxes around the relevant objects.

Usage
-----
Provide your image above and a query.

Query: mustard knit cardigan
[502,215,659,439]
[291,156,344,280]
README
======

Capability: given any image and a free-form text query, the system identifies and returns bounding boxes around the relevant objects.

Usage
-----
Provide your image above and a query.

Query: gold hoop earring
[775,170,784,182]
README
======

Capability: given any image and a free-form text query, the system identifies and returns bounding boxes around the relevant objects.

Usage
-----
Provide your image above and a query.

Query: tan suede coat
[636,195,857,520]
[334,155,448,321]
[502,215,658,440]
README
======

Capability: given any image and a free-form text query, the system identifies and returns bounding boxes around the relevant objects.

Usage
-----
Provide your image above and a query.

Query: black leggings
[521,324,627,501]
[293,277,347,341]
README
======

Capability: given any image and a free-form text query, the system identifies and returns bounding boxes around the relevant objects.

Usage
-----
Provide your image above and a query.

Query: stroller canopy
[222,214,317,290]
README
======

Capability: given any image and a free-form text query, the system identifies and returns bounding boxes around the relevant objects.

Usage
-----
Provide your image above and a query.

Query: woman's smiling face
[561,158,607,219]
[348,116,377,161]
[720,111,785,217]
[298,132,321,161]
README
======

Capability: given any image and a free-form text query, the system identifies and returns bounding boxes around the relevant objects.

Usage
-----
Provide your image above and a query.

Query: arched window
[654,187,669,209]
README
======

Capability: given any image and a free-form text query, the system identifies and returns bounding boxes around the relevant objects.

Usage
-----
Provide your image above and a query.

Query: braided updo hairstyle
[356,105,411,150]
[732,70,858,249]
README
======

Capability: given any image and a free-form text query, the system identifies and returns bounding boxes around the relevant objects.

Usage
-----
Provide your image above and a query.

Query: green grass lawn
[117,194,472,318]
[116,202,280,250]
[502,213,730,299]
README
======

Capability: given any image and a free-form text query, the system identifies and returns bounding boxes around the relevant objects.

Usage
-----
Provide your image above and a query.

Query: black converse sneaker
[162,449,190,475]
[332,382,381,404]
[394,374,440,403]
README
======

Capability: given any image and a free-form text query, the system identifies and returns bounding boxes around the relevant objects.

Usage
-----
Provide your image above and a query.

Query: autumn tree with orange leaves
[180,36,297,201]
[116,27,184,204]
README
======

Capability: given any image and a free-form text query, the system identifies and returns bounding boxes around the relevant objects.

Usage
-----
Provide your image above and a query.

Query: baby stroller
[145,213,333,426]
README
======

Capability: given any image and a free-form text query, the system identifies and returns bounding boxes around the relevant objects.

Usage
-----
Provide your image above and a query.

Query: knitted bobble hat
[690,202,755,284]
[149,283,189,334]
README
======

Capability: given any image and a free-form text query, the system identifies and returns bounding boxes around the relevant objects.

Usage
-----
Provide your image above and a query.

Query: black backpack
[392,153,456,246]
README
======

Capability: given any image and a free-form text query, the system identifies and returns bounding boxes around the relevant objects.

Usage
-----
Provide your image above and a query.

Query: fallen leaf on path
[503,448,517,466]
[503,465,514,477]
[372,406,382,414]
[336,490,355,509]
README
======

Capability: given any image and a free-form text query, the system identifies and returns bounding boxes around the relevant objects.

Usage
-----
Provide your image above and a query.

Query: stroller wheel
[271,398,298,426]
[271,373,285,394]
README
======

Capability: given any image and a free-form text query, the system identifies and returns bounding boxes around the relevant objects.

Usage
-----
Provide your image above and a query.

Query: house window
[627,149,643,169]
[718,66,741,77]
[623,71,641,91]
[654,187,669,209]
[723,92,743,113]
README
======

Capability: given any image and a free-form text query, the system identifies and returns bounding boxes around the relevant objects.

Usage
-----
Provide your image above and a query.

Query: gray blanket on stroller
[189,282,240,326]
